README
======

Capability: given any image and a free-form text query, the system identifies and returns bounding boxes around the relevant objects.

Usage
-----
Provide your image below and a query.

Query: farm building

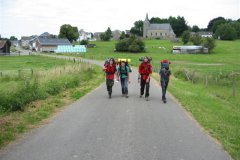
[55,45,87,53]
[0,40,11,55]
[35,37,71,52]
[172,46,208,54]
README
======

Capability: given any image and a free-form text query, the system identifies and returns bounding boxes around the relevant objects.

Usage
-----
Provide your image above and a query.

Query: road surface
[0,56,232,160]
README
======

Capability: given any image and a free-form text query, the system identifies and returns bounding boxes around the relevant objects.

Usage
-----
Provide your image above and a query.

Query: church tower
[143,13,150,38]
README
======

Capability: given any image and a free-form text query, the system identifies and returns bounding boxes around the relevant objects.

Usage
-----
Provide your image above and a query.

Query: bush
[80,40,88,45]
[190,33,202,45]
[181,30,191,44]
[201,37,216,53]
[115,36,145,53]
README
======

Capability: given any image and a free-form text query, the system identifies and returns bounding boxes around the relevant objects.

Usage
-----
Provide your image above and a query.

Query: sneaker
[139,95,143,98]
[125,95,129,98]
[145,97,149,101]
[109,95,112,99]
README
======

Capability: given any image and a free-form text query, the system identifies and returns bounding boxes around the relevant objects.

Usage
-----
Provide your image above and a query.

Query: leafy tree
[168,16,188,37]
[181,30,191,44]
[202,37,216,52]
[190,33,202,45]
[207,17,225,31]
[212,19,227,33]
[150,17,168,23]
[100,27,112,41]
[58,24,79,43]
[192,25,200,32]
[10,36,18,41]
[215,23,237,40]
[231,21,240,38]
[119,31,126,40]
[130,20,143,36]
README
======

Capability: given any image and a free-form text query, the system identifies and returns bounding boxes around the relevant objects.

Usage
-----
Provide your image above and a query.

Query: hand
[128,80,131,84]
[146,78,150,83]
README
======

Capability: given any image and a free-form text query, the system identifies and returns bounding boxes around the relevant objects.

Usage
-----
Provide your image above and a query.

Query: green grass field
[70,39,240,159]
[0,55,104,148]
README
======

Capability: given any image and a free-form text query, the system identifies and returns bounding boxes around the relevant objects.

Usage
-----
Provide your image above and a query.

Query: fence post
[232,79,236,97]
[31,68,33,77]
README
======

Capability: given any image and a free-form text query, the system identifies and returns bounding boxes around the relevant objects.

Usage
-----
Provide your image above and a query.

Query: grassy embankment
[0,55,104,148]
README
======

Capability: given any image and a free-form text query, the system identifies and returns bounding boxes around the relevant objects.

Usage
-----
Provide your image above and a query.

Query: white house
[198,32,213,38]
[79,29,93,41]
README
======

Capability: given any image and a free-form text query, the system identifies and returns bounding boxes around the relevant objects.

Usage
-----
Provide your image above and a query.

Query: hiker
[103,58,117,99]
[159,60,171,103]
[117,60,130,98]
[138,56,152,101]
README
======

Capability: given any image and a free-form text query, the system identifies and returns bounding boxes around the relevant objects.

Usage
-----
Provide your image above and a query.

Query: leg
[145,79,150,98]
[161,81,166,100]
[124,78,128,96]
[108,80,114,96]
[140,78,146,96]
[120,78,124,95]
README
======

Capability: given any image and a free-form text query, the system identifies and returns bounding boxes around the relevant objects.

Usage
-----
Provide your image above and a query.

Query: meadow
[70,39,240,159]
[0,55,104,148]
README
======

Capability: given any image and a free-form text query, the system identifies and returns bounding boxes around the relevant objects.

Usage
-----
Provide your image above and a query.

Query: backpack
[119,65,128,78]
[117,58,132,72]
[160,68,171,82]
[161,59,171,70]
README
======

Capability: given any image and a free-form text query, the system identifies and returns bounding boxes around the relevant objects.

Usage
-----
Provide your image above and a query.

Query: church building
[143,13,176,39]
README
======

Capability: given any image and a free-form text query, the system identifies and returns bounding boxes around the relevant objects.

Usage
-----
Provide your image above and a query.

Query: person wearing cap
[117,60,130,98]
[103,58,117,99]
[138,56,152,101]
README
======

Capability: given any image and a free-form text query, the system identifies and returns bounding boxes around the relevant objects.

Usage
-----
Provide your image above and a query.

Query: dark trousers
[106,79,114,95]
[161,80,169,100]
[140,78,150,97]
[120,78,128,95]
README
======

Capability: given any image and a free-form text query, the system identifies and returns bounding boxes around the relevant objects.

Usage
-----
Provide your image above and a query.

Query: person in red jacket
[103,58,117,99]
[138,57,152,101]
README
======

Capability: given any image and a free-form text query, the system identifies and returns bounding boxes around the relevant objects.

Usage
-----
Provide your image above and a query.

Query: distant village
[0,14,215,55]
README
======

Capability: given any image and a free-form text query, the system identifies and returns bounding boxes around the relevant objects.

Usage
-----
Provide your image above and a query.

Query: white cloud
[0,0,239,38]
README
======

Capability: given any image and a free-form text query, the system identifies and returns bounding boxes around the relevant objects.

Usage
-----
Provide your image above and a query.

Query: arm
[127,67,130,83]
[146,64,152,82]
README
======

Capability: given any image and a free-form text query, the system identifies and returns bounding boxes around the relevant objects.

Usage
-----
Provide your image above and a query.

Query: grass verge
[0,65,104,149]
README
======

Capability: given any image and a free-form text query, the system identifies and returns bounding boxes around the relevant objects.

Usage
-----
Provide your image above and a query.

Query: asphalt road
[0,56,232,160]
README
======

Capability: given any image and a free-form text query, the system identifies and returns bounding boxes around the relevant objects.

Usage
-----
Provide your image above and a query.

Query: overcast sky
[0,0,239,39]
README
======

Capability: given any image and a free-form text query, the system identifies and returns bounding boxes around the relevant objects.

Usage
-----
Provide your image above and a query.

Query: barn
[36,37,71,52]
